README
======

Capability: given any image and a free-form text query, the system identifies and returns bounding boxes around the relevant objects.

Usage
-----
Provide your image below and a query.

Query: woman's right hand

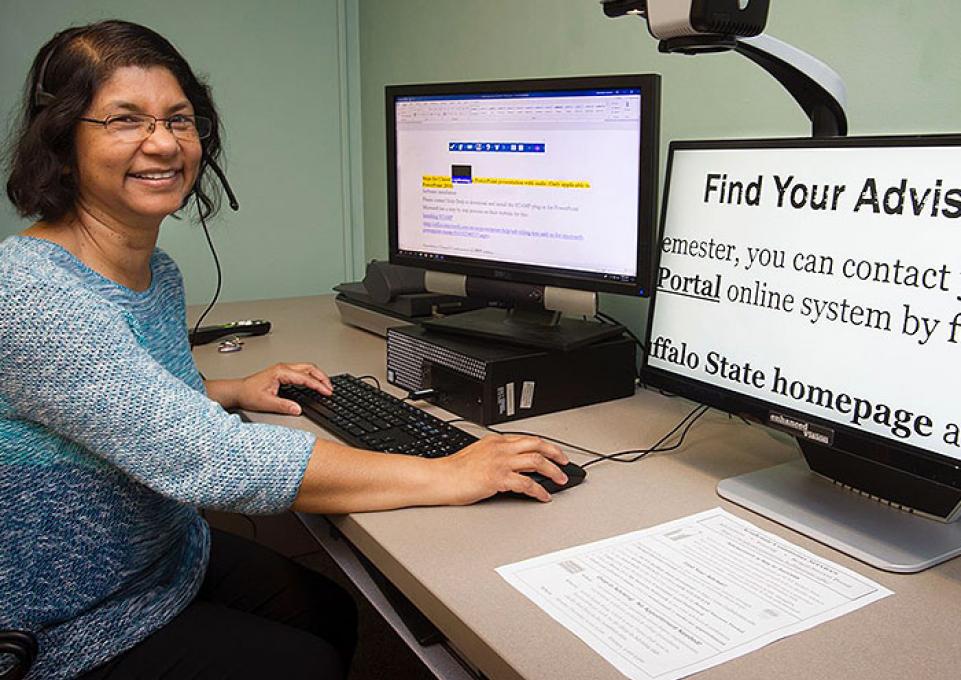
[438,435,570,504]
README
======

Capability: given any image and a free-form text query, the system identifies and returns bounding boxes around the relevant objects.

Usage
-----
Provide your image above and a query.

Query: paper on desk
[496,507,892,680]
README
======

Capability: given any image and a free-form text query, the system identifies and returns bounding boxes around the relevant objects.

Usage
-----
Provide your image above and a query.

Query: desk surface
[193,295,961,680]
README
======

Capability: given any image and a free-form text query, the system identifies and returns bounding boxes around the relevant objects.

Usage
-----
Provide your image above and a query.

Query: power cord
[595,310,646,355]
[595,310,645,380]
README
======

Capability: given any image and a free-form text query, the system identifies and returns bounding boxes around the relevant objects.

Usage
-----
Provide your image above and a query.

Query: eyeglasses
[77,113,213,142]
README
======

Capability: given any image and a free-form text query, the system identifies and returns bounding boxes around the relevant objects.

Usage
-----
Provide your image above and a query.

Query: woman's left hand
[233,362,333,415]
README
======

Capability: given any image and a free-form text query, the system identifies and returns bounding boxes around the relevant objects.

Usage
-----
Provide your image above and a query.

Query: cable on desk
[484,426,603,458]
[443,405,708,468]
[355,374,381,390]
[581,404,709,468]
[439,418,602,457]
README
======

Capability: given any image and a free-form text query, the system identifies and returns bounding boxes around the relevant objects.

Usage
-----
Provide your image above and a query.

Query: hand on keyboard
[213,362,332,415]
[280,374,577,503]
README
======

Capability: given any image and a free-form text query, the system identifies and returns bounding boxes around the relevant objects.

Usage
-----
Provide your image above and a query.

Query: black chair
[0,630,37,680]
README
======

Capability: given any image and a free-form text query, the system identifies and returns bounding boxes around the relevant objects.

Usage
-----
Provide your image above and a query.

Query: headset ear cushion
[34,91,57,108]
[34,38,62,109]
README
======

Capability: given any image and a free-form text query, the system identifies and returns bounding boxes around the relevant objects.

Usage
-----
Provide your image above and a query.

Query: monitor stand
[718,458,961,573]
[420,307,624,351]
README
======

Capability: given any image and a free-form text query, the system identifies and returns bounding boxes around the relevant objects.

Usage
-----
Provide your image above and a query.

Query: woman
[0,20,569,679]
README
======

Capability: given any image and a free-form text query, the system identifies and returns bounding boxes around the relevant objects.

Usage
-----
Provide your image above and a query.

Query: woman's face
[73,65,202,228]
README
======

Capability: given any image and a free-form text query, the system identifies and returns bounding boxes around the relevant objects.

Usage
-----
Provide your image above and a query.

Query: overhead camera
[602,0,769,53]
[600,0,847,137]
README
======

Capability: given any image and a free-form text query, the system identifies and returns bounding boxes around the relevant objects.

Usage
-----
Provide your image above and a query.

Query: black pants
[81,527,358,679]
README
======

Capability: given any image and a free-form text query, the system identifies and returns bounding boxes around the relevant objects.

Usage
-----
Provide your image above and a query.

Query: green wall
[0,0,362,304]
[357,0,961,334]
[5,1,961,315]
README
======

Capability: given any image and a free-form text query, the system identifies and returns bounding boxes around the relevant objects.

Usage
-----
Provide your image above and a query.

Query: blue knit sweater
[0,235,315,679]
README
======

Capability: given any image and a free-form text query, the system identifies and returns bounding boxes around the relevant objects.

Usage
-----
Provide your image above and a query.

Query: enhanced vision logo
[768,412,835,446]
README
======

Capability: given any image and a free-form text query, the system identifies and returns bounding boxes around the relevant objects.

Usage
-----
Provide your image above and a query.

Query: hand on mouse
[438,434,569,504]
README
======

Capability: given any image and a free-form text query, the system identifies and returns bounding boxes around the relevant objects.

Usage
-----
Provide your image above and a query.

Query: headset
[33,35,240,212]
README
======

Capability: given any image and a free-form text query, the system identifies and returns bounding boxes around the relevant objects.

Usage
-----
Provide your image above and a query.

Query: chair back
[0,630,38,680]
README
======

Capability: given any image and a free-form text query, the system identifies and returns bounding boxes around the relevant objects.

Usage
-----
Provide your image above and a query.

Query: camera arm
[732,35,847,137]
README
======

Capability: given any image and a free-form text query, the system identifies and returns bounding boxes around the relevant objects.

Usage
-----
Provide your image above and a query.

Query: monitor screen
[386,75,660,296]
[647,135,961,466]
[644,135,961,569]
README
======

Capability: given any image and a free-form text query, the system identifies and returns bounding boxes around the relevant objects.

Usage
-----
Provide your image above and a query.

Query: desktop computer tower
[386,325,636,425]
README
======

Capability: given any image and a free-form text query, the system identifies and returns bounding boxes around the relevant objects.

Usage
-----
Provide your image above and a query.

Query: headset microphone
[203,154,239,211]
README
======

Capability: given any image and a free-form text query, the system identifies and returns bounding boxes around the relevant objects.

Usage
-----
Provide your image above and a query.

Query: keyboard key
[280,374,478,458]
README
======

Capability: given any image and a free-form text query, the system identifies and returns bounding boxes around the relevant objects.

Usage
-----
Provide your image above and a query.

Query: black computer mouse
[521,461,587,495]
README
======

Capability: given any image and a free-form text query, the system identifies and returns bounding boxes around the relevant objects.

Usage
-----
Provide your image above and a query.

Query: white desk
[193,295,961,680]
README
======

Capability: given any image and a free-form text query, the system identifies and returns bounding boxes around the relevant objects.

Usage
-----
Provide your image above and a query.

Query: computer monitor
[644,135,961,572]
[386,74,660,350]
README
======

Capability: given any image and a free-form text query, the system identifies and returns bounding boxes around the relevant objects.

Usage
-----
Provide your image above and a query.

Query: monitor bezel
[386,74,661,297]
[643,133,961,492]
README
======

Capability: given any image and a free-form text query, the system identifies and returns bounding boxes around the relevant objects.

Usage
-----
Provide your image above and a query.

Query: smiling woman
[5,22,222,291]
[71,67,203,245]
[0,20,358,680]
[0,18,569,680]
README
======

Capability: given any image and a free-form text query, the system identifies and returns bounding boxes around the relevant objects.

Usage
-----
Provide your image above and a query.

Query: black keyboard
[279,374,478,457]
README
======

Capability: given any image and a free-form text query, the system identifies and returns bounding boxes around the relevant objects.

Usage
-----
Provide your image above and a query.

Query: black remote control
[189,319,271,346]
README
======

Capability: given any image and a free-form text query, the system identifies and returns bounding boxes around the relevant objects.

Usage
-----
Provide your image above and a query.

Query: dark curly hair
[4,19,224,222]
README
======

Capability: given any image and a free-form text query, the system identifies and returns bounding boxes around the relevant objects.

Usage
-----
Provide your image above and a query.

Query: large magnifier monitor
[645,135,961,572]
[386,75,660,350]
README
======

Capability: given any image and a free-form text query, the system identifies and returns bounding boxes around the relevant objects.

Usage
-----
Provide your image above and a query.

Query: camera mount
[601,0,848,137]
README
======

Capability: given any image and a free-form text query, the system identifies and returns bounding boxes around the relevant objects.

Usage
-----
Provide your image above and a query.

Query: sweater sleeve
[0,281,316,514]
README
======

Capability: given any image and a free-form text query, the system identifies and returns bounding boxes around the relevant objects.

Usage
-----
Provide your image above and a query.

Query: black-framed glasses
[78,113,212,142]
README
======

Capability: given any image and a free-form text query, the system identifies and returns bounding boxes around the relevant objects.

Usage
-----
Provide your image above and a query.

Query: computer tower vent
[386,327,487,392]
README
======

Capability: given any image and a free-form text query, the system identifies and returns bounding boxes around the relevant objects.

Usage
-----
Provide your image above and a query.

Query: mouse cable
[440,418,602,457]
[442,411,700,466]
[486,405,707,468]
[580,404,709,468]
[481,425,603,458]
[586,404,708,466]
[443,406,707,467]
[189,193,223,352]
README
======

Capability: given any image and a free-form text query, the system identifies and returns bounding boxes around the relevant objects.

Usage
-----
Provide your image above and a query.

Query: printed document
[496,508,893,679]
